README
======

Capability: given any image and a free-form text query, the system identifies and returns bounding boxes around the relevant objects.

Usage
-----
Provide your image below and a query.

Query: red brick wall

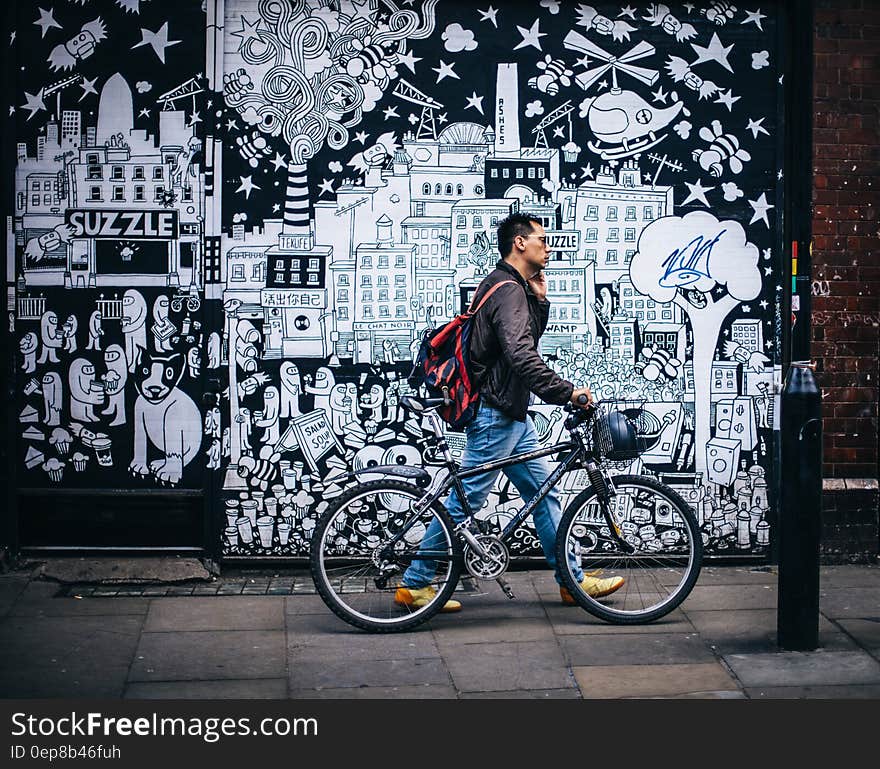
[812,0,880,480]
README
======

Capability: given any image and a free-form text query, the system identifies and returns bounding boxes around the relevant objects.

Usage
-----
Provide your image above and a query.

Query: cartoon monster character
[41,371,63,426]
[20,332,38,372]
[86,310,103,351]
[68,358,104,422]
[36,311,63,364]
[121,289,147,372]
[129,351,202,485]
[101,344,128,426]
[279,362,302,419]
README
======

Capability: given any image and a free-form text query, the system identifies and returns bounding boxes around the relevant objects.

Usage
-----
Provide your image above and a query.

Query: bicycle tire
[555,474,703,624]
[310,479,463,633]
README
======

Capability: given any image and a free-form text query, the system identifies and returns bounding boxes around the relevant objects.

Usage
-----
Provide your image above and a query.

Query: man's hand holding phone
[527,269,548,301]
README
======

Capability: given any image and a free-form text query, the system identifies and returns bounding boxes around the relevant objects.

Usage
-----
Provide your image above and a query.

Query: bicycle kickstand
[496,576,516,600]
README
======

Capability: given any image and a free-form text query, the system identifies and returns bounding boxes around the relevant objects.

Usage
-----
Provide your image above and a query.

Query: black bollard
[777,361,823,650]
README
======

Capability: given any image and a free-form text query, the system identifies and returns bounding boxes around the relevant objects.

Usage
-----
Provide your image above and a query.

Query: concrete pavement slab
[0,577,30,618]
[1,665,131,698]
[686,609,856,654]
[129,630,286,682]
[431,617,556,645]
[143,596,285,632]
[678,584,778,611]
[819,587,880,619]
[285,595,338,615]
[39,557,210,584]
[722,650,880,687]
[9,581,150,616]
[288,657,450,690]
[818,566,880,588]
[835,619,880,650]
[666,567,776,586]
[124,679,289,699]
[544,604,692,635]
[572,662,740,699]
[460,688,582,698]
[441,640,576,692]
[559,632,715,666]
[288,684,457,698]
[288,620,441,660]
[744,684,880,699]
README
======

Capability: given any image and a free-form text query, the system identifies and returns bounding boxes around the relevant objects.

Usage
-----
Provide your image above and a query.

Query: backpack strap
[466,280,518,315]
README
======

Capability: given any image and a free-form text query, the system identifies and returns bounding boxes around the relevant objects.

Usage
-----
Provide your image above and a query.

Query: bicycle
[310,394,703,632]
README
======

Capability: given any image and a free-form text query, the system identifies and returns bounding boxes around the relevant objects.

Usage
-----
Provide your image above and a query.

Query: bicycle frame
[409,409,590,545]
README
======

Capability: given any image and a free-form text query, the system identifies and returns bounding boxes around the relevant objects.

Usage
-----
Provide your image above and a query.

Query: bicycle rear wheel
[556,474,702,624]
[310,479,463,632]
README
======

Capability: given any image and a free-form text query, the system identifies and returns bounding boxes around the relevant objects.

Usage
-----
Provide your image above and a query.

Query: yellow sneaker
[560,575,625,605]
[394,585,461,613]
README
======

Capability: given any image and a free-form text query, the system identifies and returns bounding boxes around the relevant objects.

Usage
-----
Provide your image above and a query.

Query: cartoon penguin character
[20,332,38,373]
[279,362,302,419]
[86,310,103,351]
[254,386,280,445]
[305,366,336,419]
[101,344,128,427]
[41,371,63,426]
[68,358,104,422]
[121,289,147,372]
[36,311,63,364]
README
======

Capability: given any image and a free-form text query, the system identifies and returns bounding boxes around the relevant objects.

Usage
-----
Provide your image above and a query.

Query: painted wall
[8,1,785,559]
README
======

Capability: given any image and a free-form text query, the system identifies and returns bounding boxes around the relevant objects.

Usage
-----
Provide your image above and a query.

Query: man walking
[396,213,624,612]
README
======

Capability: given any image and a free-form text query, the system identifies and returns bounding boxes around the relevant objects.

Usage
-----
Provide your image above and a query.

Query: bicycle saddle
[400,395,446,412]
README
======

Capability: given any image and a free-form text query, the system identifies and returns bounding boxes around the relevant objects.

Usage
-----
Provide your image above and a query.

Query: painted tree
[224,0,438,236]
[629,210,762,475]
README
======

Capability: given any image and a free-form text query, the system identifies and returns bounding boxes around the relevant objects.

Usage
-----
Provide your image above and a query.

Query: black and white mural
[8,1,784,558]
[9,0,210,492]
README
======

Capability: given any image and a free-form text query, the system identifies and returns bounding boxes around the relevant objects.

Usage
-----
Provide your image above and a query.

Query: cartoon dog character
[130,351,201,485]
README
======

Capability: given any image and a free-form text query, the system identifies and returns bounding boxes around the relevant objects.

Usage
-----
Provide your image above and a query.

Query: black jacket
[468,260,574,421]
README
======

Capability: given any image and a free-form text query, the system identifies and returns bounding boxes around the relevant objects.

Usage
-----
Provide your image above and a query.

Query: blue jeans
[403,404,584,588]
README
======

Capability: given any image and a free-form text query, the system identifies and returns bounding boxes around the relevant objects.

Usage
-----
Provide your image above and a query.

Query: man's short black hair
[497,212,542,259]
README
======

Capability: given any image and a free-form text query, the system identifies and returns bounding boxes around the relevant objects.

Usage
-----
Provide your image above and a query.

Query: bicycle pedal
[496,576,516,600]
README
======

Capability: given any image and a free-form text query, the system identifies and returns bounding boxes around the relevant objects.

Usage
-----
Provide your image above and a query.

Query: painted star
[318,178,335,196]
[651,85,668,104]
[235,175,260,200]
[272,203,281,213]
[20,90,46,121]
[79,76,99,102]
[514,19,546,51]
[132,22,182,64]
[438,112,448,124]
[580,163,594,179]
[271,152,287,171]
[479,6,499,27]
[764,266,773,276]
[598,80,608,89]
[747,117,769,139]
[742,9,767,30]
[10,31,15,45]
[354,131,369,144]
[683,3,695,12]
[432,60,459,82]
[742,305,751,313]
[226,118,239,131]
[715,89,740,111]
[34,7,62,38]
[682,178,714,207]
[618,5,637,19]
[188,110,202,126]
[777,169,784,180]
[759,299,769,309]
[766,340,774,349]
[382,105,399,119]
[465,92,484,115]
[552,125,565,138]
[350,0,378,22]
[8,106,15,116]
[231,16,263,50]
[748,192,774,227]
[691,32,734,72]
[397,49,421,74]
[138,108,151,118]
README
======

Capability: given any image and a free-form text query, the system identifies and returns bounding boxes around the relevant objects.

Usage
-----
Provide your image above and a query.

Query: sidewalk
[1,563,879,699]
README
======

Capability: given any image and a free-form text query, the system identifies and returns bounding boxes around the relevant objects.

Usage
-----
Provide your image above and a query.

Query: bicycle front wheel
[310,479,463,632]
[556,474,702,624]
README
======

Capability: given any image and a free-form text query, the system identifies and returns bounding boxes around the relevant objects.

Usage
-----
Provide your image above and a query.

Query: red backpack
[408,280,516,430]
